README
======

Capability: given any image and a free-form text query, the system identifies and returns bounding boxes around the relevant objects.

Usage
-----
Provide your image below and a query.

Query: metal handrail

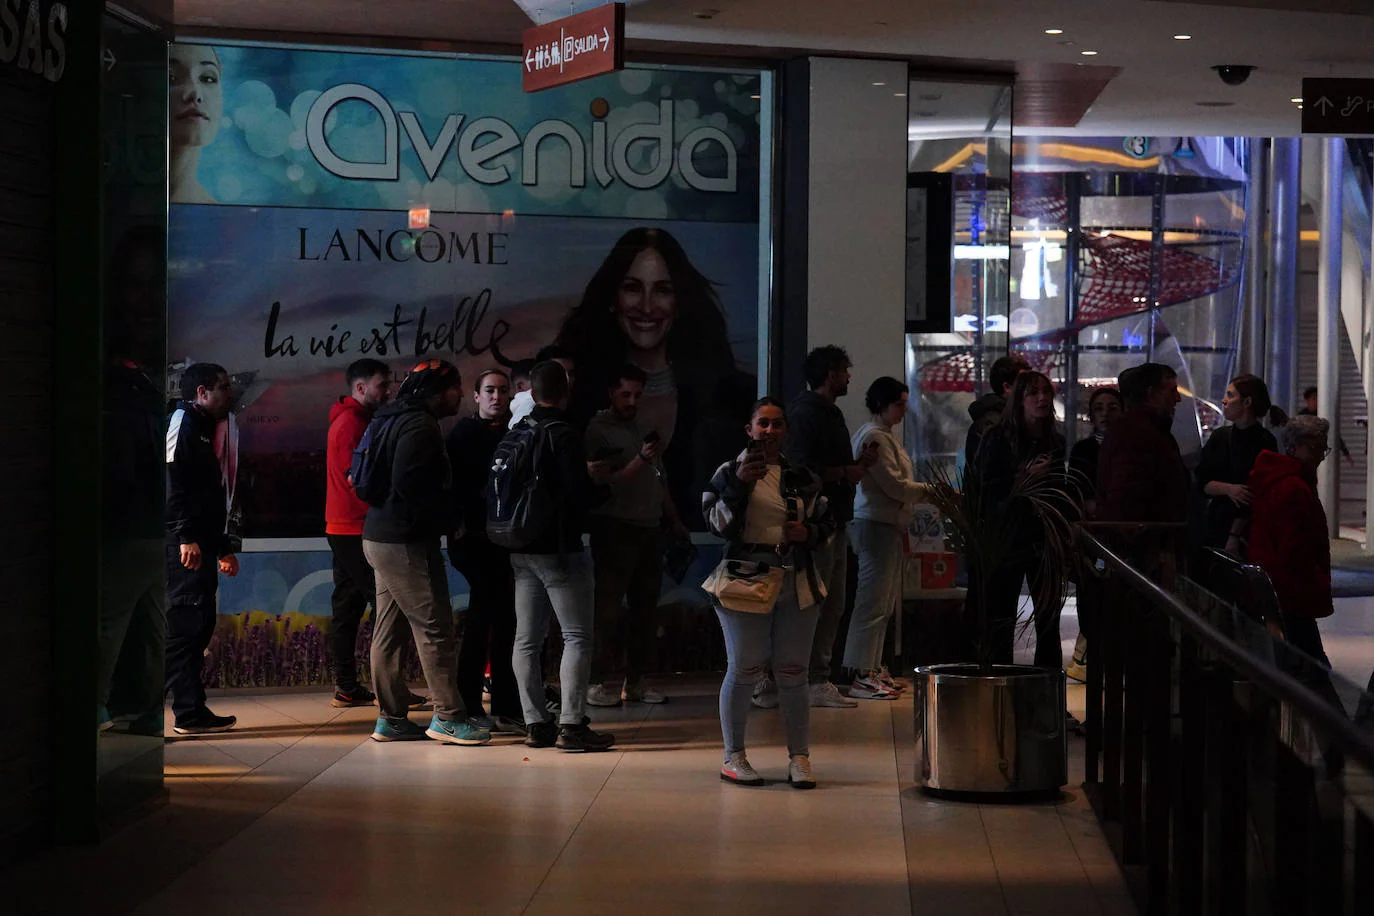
[1078,528,1374,773]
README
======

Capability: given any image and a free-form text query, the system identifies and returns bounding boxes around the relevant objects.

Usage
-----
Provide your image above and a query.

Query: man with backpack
[489,361,616,752]
[359,359,490,746]
[324,358,393,708]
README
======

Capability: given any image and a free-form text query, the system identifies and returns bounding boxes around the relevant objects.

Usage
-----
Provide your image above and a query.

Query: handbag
[701,558,784,614]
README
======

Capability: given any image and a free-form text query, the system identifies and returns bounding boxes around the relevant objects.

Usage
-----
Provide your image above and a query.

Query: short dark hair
[1303,385,1319,400]
[181,362,227,402]
[531,360,570,404]
[346,358,390,389]
[608,364,648,389]
[802,345,851,390]
[865,376,908,415]
[511,359,535,383]
[1087,387,1123,413]
[535,344,574,364]
[473,368,509,392]
[1121,363,1176,406]
[989,355,1031,395]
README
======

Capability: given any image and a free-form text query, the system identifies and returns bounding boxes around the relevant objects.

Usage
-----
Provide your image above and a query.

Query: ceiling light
[1173,34,1191,40]
[1290,97,1302,103]
[1044,28,1063,35]
[750,94,761,100]
[872,81,886,87]
[1081,50,1098,56]
[894,92,906,97]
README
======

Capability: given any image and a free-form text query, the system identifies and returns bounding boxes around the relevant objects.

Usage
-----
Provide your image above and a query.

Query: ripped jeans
[715,567,820,760]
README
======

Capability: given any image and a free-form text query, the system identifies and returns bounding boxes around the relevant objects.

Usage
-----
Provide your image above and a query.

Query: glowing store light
[1044,28,1064,35]
[954,244,1011,260]
[1081,50,1099,56]
[1173,34,1191,40]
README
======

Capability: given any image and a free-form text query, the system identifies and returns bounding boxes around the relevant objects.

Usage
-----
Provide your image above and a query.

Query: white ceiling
[174,0,1374,136]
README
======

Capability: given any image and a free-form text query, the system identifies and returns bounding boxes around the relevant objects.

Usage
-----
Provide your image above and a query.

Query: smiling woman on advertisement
[169,44,222,204]
[556,227,751,528]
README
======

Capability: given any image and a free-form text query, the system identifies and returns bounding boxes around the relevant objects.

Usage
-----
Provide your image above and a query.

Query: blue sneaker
[426,715,492,746]
[371,716,427,742]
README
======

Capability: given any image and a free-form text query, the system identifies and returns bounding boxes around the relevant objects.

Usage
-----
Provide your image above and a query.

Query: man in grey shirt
[584,364,690,707]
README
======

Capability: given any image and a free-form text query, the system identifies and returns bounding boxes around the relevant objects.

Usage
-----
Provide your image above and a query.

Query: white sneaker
[810,682,859,708]
[788,754,816,790]
[585,684,622,708]
[720,751,764,786]
[751,675,780,709]
[622,684,667,704]
[849,673,899,701]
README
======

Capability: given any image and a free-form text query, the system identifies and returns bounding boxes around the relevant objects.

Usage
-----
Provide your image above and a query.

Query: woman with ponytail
[1196,373,1287,556]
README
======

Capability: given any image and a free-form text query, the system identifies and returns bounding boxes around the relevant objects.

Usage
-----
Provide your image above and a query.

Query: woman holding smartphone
[701,398,835,789]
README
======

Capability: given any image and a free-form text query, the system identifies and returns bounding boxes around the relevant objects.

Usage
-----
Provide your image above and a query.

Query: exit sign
[522,3,625,93]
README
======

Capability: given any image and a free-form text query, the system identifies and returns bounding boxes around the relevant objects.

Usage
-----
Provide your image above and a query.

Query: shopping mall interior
[3,1,1374,913]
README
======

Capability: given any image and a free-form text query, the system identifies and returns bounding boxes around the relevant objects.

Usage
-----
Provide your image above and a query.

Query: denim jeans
[512,552,594,727]
[363,539,464,723]
[716,567,820,759]
[842,520,905,673]
[808,525,849,683]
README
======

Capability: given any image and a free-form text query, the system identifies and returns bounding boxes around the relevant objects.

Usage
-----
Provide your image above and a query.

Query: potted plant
[911,459,1080,795]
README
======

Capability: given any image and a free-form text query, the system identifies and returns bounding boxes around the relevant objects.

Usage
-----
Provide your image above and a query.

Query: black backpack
[486,418,564,549]
[347,413,401,507]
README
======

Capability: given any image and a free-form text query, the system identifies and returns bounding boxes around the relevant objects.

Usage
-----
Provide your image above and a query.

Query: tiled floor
[4,655,1134,916]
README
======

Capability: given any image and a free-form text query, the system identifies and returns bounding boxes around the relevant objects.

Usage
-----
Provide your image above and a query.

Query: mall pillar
[1266,138,1301,415]
[1317,138,1343,536]
[1366,201,1374,554]
[1241,138,1268,376]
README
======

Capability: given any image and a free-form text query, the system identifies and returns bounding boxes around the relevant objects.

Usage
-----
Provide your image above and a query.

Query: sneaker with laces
[426,715,492,746]
[492,716,528,737]
[788,754,816,790]
[720,751,764,786]
[526,720,559,748]
[751,675,779,709]
[876,666,906,692]
[849,672,899,700]
[331,685,377,708]
[172,710,237,735]
[371,716,427,742]
[585,683,623,707]
[622,684,667,704]
[810,682,859,708]
[556,724,616,752]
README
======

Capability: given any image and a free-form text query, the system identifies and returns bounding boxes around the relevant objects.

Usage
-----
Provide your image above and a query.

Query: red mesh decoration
[1011,173,1068,226]
[1077,233,1237,325]
[918,348,1061,394]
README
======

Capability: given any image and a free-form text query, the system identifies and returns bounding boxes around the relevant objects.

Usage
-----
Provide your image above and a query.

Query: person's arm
[1196,429,1247,504]
[702,455,753,540]
[165,410,202,570]
[391,417,444,508]
[796,470,837,548]
[863,433,930,505]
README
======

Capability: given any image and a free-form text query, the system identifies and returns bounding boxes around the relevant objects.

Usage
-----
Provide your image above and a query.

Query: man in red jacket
[326,358,393,706]
[1248,415,1337,683]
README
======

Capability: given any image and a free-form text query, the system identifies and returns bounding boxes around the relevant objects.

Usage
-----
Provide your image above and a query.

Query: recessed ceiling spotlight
[894,92,906,97]
[1081,50,1099,56]
[872,81,886,87]
[1173,34,1192,40]
[1290,97,1303,103]
[1045,28,1064,35]
[750,94,761,100]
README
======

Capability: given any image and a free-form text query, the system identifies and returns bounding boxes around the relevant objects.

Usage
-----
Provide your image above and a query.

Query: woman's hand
[736,451,767,482]
[784,521,809,543]
[1226,483,1252,507]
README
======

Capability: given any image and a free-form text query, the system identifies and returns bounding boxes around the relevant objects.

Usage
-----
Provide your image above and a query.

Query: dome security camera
[1212,65,1256,86]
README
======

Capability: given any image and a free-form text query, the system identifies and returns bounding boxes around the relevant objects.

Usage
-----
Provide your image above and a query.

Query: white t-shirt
[741,466,788,545]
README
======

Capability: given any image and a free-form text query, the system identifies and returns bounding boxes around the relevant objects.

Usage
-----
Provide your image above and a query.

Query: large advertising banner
[168,44,764,683]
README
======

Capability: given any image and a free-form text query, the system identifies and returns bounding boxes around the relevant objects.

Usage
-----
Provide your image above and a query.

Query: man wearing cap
[363,359,490,747]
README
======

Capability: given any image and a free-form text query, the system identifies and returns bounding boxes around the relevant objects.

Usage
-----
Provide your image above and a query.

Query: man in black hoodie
[363,360,491,747]
[964,354,1031,468]
[165,363,241,735]
[508,361,617,752]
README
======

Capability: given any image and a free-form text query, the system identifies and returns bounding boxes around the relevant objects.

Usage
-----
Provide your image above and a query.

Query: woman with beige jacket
[842,377,931,699]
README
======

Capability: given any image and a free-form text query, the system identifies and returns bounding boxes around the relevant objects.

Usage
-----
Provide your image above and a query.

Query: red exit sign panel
[522,3,625,93]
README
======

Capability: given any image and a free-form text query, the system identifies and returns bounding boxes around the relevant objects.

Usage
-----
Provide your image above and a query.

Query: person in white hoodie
[843,377,931,699]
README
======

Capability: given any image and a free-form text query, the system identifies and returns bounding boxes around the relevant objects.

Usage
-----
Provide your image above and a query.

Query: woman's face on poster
[169,45,222,151]
[616,247,676,355]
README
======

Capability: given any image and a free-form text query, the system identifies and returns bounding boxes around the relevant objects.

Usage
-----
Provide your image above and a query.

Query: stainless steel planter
[913,663,1067,795]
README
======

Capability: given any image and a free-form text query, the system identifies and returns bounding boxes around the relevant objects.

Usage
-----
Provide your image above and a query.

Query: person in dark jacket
[507,361,617,753]
[165,363,241,735]
[1067,387,1122,514]
[1196,374,1283,556]
[783,345,875,710]
[1096,363,1188,526]
[702,397,835,789]
[446,368,523,733]
[324,358,394,708]
[967,370,1069,669]
[1248,416,1341,708]
[964,354,1032,472]
[363,359,491,747]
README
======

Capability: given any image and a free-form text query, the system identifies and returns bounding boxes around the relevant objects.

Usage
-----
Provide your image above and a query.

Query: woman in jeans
[843,377,930,700]
[702,398,834,789]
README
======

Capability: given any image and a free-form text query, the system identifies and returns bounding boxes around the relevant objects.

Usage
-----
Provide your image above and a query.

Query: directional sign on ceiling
[1301,78,1374,136]
[522,2,625,93]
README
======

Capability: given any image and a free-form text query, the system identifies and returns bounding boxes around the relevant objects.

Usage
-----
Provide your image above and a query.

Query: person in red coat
[1248,415,1336,676]
[325,358,393,706]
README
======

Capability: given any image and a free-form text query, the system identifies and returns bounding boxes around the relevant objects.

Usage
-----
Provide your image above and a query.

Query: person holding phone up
[701,398,835,789]
[585,365,691,708]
